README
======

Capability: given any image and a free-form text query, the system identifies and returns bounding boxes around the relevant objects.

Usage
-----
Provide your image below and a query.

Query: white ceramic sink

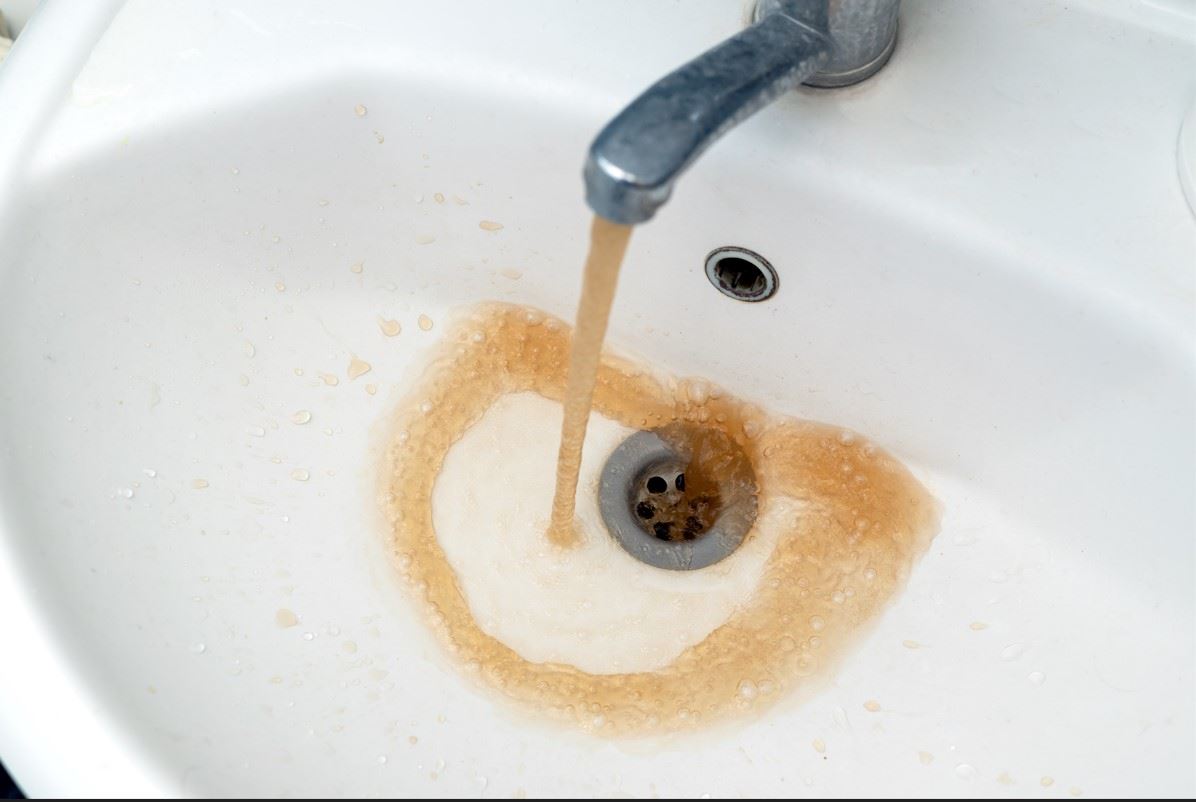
[0,0,1193,797]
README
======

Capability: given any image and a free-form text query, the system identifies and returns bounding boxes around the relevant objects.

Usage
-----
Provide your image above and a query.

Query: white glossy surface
[0,0,1193,797]
[0,0,39,36]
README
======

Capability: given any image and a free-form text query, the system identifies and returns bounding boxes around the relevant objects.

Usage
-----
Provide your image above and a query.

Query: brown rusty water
[381,298,938,735]
[547,216,633,547]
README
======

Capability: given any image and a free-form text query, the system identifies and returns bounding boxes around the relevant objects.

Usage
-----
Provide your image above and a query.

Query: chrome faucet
[584,0,899,225]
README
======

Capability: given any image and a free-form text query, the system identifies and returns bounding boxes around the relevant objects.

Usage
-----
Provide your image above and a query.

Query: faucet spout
[584,0,898,225]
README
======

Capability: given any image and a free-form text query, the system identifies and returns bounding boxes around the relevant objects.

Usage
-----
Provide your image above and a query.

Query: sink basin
[0,0,1192,796]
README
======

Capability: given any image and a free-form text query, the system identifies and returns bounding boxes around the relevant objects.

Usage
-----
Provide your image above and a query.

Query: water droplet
[379,318,402,337]
[479,220,504,231]
[969,621,988,631]
[373,131,384,144]
[1028,671,1046,686]
[809,615,826,632]
[794,650,813,678]
[737,680,758,700]
[231,167,240,175]
[302,632,315,641]
[291,469,310,482]
[347,357,372,380]
[275,609,299,628]
[377,754,388,765]
[350,262,364,274]
[116,487,134,499]
[365,383,378,396]
[863,700,882,712]
[1040,776,1055,788]
[191,642,207,654]
[418,314,434,331]
[831,591,846,604]
[354,104,367,117]
[291,410,312,425]
[415,234,435,245]
[192,479,209,489]
[500,268,522,280]
[342,640,358,654]
[1001,643,1026,661]
[902,639,922,649]
[812,738,826,754]
[433,192,445,204]
[918,751,934,765]
[954,763,977,781]
[997,771,1014,786]
[242,341,255,358]
[319,373,340,386]
[143,468,157,478]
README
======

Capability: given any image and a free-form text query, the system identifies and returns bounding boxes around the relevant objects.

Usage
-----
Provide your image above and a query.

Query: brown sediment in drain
[380,302,939,735]
[638,421,757,543]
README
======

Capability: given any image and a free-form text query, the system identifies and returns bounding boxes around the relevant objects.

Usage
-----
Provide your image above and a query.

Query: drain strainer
[599,425,758,571]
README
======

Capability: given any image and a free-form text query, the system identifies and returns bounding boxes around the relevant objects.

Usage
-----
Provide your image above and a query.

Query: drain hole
[716,257,764,293]
[705,247,777,302]
[599,426,759,570]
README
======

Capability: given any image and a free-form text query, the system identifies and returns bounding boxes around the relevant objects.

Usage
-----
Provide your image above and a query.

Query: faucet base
[804,22,897,88]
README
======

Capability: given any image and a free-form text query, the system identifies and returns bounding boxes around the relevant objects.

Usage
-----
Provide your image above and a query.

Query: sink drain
[599,425,758,570]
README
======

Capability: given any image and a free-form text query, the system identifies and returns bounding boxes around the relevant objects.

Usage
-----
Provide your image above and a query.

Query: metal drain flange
[598,429,757,571]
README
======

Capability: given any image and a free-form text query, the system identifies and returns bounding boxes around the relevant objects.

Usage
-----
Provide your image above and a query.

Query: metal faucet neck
[584,0,899,225]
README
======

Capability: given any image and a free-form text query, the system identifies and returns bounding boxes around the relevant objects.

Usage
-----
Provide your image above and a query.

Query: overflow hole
[705,247,777,302]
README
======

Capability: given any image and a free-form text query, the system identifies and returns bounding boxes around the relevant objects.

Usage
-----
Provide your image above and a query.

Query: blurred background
[1,6,40,797]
